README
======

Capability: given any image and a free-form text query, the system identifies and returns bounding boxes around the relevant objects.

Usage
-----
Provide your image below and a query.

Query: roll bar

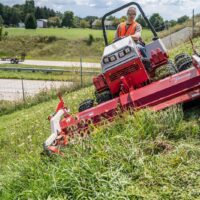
[101,2,159,46]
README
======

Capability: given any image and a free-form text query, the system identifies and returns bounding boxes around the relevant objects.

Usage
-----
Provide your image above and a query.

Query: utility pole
[80,57,83,87]
[192,9,195,37]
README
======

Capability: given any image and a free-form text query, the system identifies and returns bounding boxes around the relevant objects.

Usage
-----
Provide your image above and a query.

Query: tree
[120,16,127,23]
[169,20,177,27]
[9,8,21,26]
[48,16,60,27]
[61,11,74,28]
[35,6,45,19]
[177,15,189,24]
[136,14,147,28]
[0,3,3,16]
[80,19,89,28]
[0,15,4,26]
[24,0,35,15]
[85,16,98,28]
[73,16,81,28]
[95,20,102,29]
[13,4,26,22]
[25,13,37,29]
[112,18,120,28]
[149,13,165,31]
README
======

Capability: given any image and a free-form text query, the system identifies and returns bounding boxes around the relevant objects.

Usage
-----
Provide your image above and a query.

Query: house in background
[37,19,48,28]
[18,22,25,28]
[92,19,115,30]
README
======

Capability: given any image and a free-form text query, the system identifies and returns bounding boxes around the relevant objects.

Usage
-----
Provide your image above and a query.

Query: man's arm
[131,24,142,41]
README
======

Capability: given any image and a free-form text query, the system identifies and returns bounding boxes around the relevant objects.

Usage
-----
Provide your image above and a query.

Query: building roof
[37,19,48,22]
[92,19,113,26]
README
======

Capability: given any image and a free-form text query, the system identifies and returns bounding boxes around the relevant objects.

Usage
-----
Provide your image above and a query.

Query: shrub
[25,13,37,29]
[86,34,94,46]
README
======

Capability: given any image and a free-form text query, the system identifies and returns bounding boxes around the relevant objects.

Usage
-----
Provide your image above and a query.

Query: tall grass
[0,83,92,117]
[0,104,199,199]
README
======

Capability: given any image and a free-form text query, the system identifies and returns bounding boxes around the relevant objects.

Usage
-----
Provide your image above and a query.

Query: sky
[1,0,200,20]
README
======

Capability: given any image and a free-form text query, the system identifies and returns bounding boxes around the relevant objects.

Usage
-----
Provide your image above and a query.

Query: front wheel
[78,99,94,112]
[95,90,112,104]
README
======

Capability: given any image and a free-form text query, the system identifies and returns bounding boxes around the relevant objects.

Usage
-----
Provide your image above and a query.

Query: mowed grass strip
[0,64,100,81]
[5,28,115,40]
[5,28,152,41]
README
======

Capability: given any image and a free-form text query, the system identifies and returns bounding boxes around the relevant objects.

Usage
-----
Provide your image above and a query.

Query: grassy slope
[0,28,152,61]
[0,38,200,199]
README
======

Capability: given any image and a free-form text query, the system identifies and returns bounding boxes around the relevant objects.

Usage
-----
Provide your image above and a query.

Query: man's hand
[131,33,140,41]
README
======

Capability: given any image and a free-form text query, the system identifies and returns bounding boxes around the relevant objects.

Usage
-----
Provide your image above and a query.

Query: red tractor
[44,2,200,155]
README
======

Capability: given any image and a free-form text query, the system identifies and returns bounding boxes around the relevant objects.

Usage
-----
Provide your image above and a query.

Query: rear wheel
[95,90,112,104]
[174,53,188,63]
[174,53,192,72]
[154,60,177,81]
[78,99,94,112]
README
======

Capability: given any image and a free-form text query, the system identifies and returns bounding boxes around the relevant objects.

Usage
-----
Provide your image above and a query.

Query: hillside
[0,28,152,62]
[0,39,200,199]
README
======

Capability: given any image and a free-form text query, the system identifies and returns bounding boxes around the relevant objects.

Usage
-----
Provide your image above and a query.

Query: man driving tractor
[115,7,147,57]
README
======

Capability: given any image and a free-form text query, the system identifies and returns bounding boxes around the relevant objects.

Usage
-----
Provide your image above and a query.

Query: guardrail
[0,67,99,74]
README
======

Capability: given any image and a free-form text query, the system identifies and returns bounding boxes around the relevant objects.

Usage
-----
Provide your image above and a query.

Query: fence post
[80,57,83,87]
[21,78,25,104]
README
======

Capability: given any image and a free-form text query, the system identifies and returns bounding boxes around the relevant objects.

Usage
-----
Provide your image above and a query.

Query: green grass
[169,37,200,58]
[5,28,115,40]
[0,28,152,62]
[0,85,199,199]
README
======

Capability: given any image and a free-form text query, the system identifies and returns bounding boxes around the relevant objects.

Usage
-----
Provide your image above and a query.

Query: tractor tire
[174,53,193,72]
[78,99,94,112]
[154,60,177,81]
[95,90,112,104]
[174,53,189,63]
[167,60,178,74]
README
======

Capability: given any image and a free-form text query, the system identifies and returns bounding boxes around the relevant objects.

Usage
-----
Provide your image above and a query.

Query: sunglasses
[127,13,136,16]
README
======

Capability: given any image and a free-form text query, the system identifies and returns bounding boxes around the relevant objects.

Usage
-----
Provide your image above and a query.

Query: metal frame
[102,2,158,46]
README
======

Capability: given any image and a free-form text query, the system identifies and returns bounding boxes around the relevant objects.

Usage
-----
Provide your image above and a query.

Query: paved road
[0,79,73,101]
[162,27,192,49]
[0,59,101,68]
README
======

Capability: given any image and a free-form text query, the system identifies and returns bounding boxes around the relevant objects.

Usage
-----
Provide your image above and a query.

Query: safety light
[124,47,131,54]
[118,51,125,58]
[109,55,117,62]
[103,57,109,64]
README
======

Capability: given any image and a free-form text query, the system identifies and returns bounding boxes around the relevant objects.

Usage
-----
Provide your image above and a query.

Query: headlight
[109,55,117,62]
[124,47,131,54]
[103,57,109,64]
[118,51,125,58]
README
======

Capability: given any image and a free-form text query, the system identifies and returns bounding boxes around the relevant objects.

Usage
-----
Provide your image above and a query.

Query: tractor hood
[101,36,140,73]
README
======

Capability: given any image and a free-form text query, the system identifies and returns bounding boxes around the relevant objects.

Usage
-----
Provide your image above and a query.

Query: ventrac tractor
[44,2,200,155]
